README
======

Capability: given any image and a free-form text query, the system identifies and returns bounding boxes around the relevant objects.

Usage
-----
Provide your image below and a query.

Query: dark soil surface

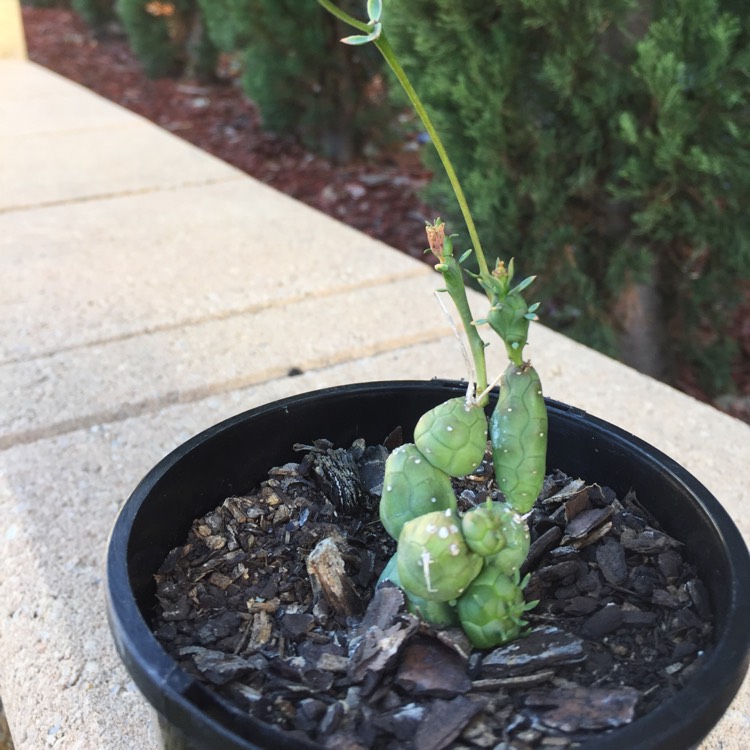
[20,7,749,423]
[153,438,713,750]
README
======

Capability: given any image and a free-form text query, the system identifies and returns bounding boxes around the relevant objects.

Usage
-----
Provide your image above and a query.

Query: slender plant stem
[316,0,370,32]
[315,1,490,277]
[316,1,492,390]
[443,270,489,400]
[375,35,490,279]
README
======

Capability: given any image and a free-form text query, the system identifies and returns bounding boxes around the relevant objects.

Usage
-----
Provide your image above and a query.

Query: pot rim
[106,379,750,750]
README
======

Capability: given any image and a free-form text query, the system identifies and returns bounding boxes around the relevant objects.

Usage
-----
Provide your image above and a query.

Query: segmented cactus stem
[414,397,488,477]
[490,362,548,513]
[397,509,482,602]
[457,565,533,648]
[380,443,456,540]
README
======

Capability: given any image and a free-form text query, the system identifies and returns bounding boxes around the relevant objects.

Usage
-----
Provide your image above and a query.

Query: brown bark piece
[306,537,364,617]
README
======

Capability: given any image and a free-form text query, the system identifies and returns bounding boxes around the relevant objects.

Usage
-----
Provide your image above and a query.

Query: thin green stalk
[315,1,489,278]
[375,35,490,279]
[316,1,492,392]
[316,0,370,33]
[443,262,489,400]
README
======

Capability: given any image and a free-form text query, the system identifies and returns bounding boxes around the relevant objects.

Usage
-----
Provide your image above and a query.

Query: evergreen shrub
[385,0,750,395]
[72,0,115,28]
[197,0,395,162]
[116,0,216,80]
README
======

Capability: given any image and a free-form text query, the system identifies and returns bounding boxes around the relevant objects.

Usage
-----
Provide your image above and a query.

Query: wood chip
[306,537,364,617]
[582,603,623,639]
[564,507,613,540]
[595,538,628,586]
[482,626,586,676]
[395,639,472,697]
[526,685,640,731]
[414,695,484,750]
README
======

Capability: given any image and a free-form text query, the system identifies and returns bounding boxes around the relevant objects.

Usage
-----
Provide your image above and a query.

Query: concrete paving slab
[0,62,143,136]
[0,116,242,212]
[0,60,85,100]
[0,179,430,363]
[1,338,748,750]
[0,273,452,447]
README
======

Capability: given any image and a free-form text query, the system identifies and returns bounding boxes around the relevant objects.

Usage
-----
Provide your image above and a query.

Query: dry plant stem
[430,236,489,400]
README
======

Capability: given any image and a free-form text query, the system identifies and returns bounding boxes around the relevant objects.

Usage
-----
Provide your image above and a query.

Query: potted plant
[106,3,750,749]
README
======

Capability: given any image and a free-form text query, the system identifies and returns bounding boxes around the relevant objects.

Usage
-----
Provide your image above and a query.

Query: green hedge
[385,0,750,395]
[110,1,393,160]
[197,0,395,162]
[115,0,216,80]
[72,0,115,28]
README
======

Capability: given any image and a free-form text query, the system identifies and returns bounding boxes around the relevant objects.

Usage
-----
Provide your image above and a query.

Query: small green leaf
[367,0,382,23]
[341,21,381,45]
[458,248,474,263]
[341,33,373,45]
[511,275,536,294]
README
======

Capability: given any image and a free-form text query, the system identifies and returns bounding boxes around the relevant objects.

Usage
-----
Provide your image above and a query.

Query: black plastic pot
[106,380,750,750]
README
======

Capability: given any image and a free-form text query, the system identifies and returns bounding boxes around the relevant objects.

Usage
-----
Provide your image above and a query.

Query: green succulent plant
[378,553,460,628]
[462,500,530,571]
[317,0,547,648]
[396,508,483,602]
[413,397,488,477]
[490,362,548,513]
[379,443,457,540]
[457,564,535,649]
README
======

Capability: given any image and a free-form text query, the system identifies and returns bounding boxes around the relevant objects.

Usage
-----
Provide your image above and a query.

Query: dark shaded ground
[20,8,749,422]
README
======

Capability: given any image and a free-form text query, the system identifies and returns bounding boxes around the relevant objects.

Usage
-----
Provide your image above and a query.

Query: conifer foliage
[115,0,215,79]
[197,0,395,162]
[71,0,115,29]
[385,0,750,394]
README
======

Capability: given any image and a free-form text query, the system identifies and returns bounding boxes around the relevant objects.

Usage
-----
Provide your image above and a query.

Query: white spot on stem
[421,550,436,592]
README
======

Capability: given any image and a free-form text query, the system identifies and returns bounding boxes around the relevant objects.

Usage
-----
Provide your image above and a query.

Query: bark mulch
[153,437,713,750]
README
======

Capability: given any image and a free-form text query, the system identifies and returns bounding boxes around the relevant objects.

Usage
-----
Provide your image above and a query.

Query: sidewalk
[1,56,749,749]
